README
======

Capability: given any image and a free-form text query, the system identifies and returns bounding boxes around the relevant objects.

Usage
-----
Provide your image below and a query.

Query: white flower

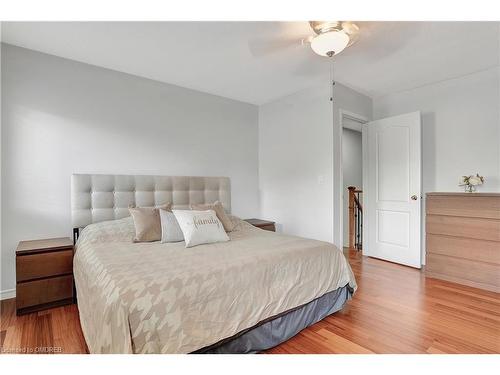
[468,176,483,186]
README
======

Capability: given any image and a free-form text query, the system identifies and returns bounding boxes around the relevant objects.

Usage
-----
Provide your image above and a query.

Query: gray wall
[1,44,260,295]
[259,84,372,244]
[342,128,362,247]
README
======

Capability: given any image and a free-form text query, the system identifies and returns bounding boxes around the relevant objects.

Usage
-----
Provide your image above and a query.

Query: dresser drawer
[16,249,73,282]
[16,275,73,310]
[427,195,500,219]
[426,253,500,291]
[426,215,500,242]
[426,234,500,264]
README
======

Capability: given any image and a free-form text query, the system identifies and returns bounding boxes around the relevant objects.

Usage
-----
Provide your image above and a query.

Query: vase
[465,184,476,193]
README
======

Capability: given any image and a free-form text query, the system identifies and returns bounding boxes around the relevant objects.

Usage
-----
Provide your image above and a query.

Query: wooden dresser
[16,237,74,315]
[425,192,500,293]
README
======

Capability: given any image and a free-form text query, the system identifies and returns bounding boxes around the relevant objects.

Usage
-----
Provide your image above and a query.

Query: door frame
[334,109,369,251]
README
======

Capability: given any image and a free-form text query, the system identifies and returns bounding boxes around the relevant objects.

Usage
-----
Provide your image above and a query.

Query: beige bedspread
[74,216,357,353]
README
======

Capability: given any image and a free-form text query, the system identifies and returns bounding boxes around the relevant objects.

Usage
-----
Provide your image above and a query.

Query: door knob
[411,195,418,200]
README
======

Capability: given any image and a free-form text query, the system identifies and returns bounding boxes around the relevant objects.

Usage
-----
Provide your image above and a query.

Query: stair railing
[348,186,363,250]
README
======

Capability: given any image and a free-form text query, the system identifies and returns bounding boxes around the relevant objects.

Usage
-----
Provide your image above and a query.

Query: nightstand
[16,237,74,315]
[244,218,276,232]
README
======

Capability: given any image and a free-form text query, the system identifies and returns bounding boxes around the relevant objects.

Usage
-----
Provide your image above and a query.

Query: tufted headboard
[71,174,231,229]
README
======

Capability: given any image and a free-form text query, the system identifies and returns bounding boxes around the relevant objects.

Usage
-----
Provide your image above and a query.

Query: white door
[363,111,422,268]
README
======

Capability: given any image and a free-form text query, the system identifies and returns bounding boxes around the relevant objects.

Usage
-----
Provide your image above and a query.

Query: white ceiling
[2,21,499,105]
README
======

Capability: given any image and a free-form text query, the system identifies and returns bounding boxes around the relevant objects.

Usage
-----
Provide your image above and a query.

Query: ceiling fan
[306,21,360,57]
[247,21,360,59]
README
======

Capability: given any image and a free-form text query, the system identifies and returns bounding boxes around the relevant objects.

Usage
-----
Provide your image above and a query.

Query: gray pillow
[129,203,171,242]
[159,209,184,243]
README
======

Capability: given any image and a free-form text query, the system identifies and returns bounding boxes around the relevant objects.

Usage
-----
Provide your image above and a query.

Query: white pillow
[159,209,184,243]
[172,209,230,248]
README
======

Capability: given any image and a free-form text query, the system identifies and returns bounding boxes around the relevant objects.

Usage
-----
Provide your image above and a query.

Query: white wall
[373,68,500,193]
[342,128,362,247]
[259,84,372,244]
[1,44,260,295]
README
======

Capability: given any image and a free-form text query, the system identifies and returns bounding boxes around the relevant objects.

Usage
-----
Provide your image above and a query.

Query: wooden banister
[348,186,363,250]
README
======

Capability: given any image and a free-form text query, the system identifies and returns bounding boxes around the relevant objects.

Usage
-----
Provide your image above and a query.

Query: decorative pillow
[159,209,184,243]
[190,201,234,232]
[173,209,230,248]
[129,203,171,242]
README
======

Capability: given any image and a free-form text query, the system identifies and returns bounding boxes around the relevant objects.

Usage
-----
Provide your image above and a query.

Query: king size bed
[71,174,357,354]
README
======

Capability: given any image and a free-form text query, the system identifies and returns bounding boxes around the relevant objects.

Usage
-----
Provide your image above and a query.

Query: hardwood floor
[0,301,88,354]
[1,249,499,354]
[266,250,500,354]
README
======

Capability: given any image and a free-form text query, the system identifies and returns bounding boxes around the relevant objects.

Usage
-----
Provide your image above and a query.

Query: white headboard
[71,174,231,229]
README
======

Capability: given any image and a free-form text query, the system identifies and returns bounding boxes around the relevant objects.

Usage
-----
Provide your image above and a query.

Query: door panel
[377,209,409,247]
[364,111,422,268]
[376,127,410,202]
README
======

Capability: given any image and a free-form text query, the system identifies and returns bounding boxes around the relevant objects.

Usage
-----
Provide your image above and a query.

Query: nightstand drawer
[260,224,276,232]
[16,249,73,282]
[16,275,73,309]
[244,219,276,232]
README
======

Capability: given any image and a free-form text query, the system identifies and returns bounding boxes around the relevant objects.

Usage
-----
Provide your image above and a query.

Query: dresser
[16,237,74,315]
[425,192,500,293]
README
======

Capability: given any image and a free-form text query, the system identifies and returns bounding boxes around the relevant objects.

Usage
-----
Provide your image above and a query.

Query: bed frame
[70,173,352,353]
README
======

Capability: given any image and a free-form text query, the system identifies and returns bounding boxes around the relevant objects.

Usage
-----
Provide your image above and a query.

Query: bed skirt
[193,284,352,354]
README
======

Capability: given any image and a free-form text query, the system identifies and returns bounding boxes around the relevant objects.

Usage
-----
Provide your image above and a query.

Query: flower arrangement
[459,174,485,193]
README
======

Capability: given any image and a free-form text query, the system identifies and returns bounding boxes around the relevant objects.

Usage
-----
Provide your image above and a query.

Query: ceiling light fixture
[310,31,349,57]
[309,21,359,57]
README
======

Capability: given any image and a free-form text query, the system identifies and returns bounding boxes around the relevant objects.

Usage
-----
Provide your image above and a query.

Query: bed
[71,174,357,354]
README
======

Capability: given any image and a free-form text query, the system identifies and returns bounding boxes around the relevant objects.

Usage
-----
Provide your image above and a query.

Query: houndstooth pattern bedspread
[74,216,357,353]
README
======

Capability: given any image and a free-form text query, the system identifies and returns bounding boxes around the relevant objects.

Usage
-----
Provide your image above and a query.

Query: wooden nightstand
[244,219,276,232]
[16,237,74,315]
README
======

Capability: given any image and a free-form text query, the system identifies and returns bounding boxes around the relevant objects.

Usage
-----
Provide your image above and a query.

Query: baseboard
[0,288,16,300]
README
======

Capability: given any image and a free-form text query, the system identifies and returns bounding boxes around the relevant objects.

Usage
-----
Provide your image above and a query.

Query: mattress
[73,216,357,354]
